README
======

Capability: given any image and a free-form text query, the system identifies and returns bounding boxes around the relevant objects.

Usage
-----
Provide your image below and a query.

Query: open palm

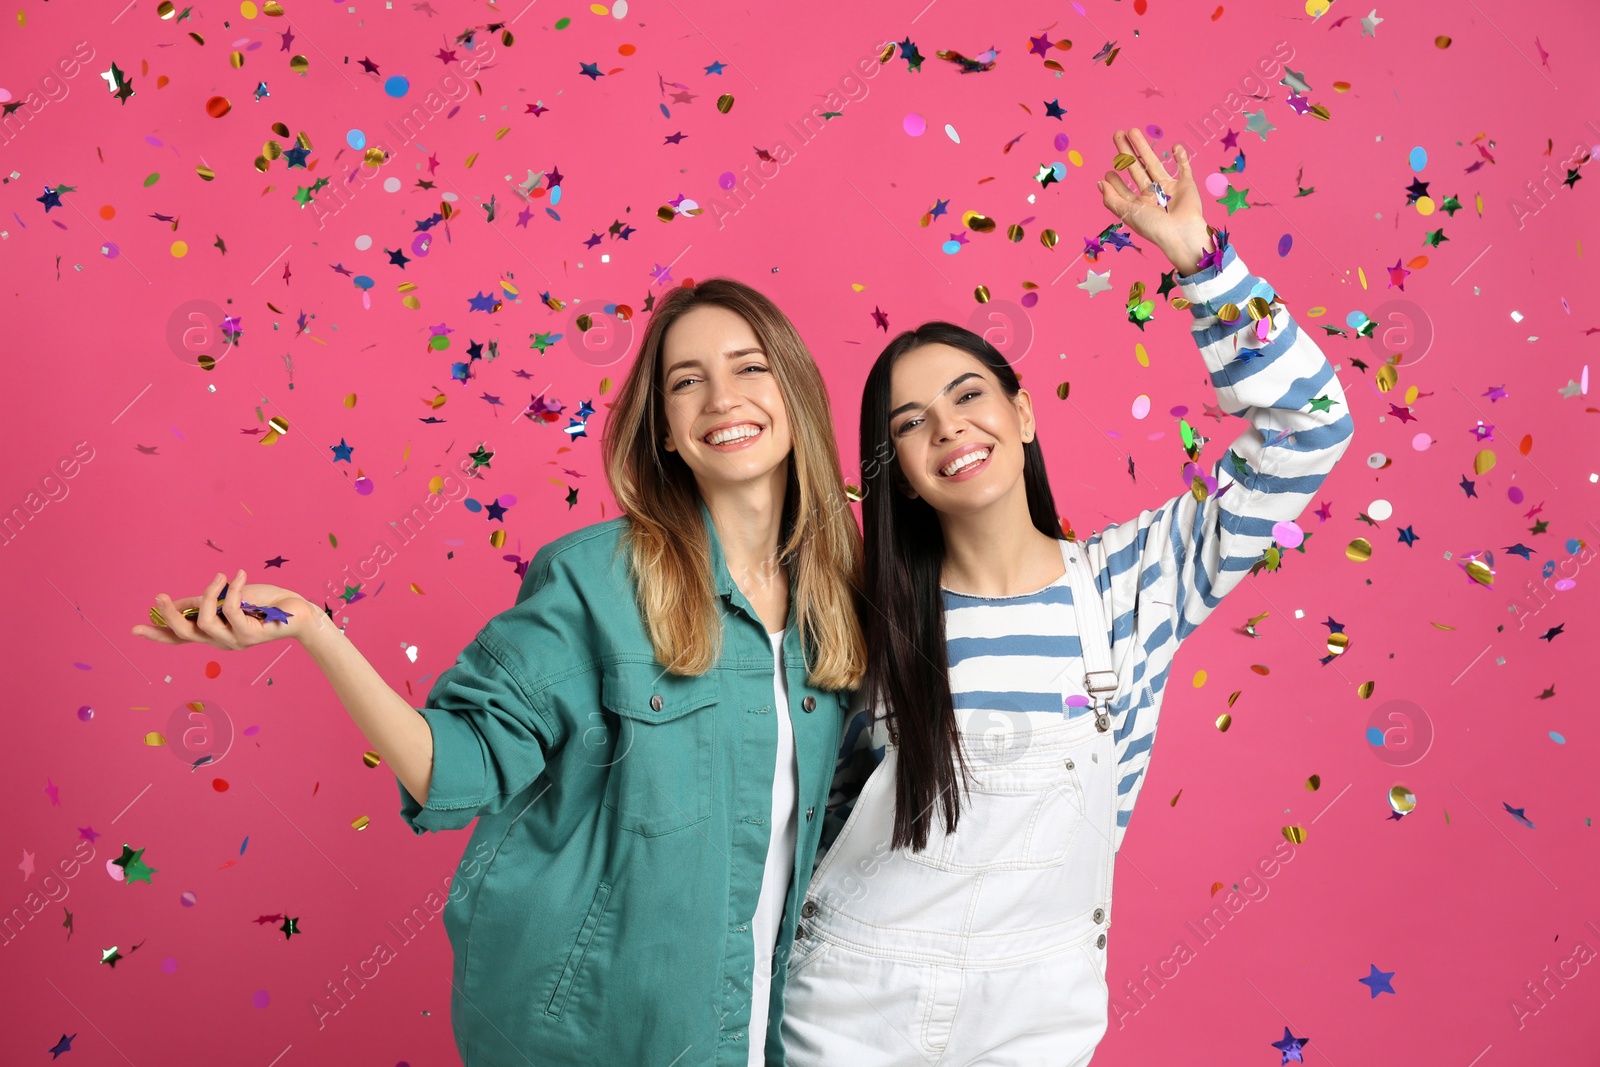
[1098,127,1208,257]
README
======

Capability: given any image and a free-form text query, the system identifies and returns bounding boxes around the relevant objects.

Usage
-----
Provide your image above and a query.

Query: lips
[937,444,992,477]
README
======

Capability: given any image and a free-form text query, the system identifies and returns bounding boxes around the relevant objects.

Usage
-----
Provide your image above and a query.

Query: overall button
[649,693,663,712]
[802,696,816,713]
[1065,758,1075,771]
[795,923,808,940]
[1095,713,1110,732]
[1093,908,1105,923]
[800,900,820,919]
[1096,933,1107,949]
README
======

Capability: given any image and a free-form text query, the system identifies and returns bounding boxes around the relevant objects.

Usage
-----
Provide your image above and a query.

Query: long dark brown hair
[859,321,1063,851]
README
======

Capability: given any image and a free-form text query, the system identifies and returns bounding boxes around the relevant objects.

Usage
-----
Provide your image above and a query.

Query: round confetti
[99,205,116,219]
[719,171,736,190]
[354,475,374,495]
[1192,669,1207,687]
[1277,233,1293,257]
[162,958,178,974]
[1366,452,1388,468]
[1388,785,1416,814]
[383,75,410,98]
[1204,173,1230,197]
[78,704,94,722]
[1065,694,1088,708]
[212,778,229,792]
[1368,499,1393,521]
[1411,433,1431,451]
[613,0,628,15]
[354,234,372,251]
[1366,726,1385,746]
[1053,132,1070,152]
[383,177,402,193]
[1145,124,1162,139]
[1550,732,1566,744]
[205,96,231,118]
[204,660,221,679]
[1408,146,1427,172]
[101,242,121,259]
[1131,394,1151,419]
[941,240,962,255]
[346,129,366,150]
[903,113,926,136]
[1272,520,1304,548]
[1346,537,1373,562]
[1508,486,1524,504]
[181,891,197,906]
[107,859,125,882]
[171,241,189,258]
[253,989,271,1009]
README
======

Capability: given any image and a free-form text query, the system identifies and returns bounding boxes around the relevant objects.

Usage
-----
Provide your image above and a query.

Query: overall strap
[1059,539,1119,733]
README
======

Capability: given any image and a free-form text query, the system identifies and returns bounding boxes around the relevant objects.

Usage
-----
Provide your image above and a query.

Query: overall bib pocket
[599,662,720,837]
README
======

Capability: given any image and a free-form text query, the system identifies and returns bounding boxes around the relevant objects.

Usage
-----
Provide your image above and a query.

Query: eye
[740,363,770,375]
[670,376,700,391]
[894,416,922,436]
[956,389,981,403]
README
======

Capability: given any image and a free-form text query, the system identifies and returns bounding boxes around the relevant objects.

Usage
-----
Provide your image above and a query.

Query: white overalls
[782,540,1121,1066]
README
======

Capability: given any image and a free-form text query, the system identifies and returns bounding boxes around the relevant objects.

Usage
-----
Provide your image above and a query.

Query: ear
[1014,387,1037,442]
[663,432,677,453]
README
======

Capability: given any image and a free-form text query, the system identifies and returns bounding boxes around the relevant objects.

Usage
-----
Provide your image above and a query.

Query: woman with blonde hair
[134,277,866,1066]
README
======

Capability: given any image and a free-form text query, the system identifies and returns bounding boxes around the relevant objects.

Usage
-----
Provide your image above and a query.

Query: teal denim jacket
[399,497,850,1066]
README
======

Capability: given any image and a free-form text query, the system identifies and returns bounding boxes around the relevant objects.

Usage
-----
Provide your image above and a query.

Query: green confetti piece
[143,173,160,187]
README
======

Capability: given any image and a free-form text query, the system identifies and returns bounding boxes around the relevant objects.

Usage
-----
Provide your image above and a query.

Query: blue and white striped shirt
[821,239,1355,859]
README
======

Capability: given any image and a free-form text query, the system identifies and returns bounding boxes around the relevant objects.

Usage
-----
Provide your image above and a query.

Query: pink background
[4,0,1598,1063]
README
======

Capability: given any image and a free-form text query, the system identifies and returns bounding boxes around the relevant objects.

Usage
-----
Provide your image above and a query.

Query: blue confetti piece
[240,836,249,855]
[1365,726,1386,747]
[1550,732,1566,744]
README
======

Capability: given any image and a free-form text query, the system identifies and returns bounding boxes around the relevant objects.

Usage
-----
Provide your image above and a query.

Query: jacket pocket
[600,661,720,837]
[545,881,613,1018]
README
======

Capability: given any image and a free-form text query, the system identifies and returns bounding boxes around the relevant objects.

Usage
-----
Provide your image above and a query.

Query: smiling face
[886,342,1035,516]
[659,303,794,493]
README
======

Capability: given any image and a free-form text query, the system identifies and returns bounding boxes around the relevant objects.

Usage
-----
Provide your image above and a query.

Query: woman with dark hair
[133,277,866,1066]
[781,127,1354,1064]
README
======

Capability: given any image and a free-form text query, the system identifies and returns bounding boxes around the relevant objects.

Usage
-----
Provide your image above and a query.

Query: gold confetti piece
[157,0,176,16]
[490,529,507,548]
[1192,669,1207,687]
[1171,296,1192,311]
[1333,80,1351,91]
[1434,35,1452,47]
[1375,364,1398,392]
[1227,690,1241,707]
[1404,384,1419,405]
[343,394,357,409]
[1358,266,1368,289]
[1215,713,1232,731]
[1308,104,1331,121]
[1056,382,1070,400]
[576,313,593,332]
[1430,621,1456,630]
[1040,228,1058,249]
[230,51,246,69]
[1216,302,1240,322]
[263,0,284,13]
[364,147,387,166]
[494,126,511,140]
[962,212,996,233]
[1112,152,1137,170]
[974,285,991,303]
[1346,537,1373,562]
[1135,342,1149,367]
[599,377,613,394]
[1245,296,1272,320]
[1282,825,1307,844]
[1210,881,1224,896]
[351,815,371,831]
[1464,560,1494,587]
[408,583,426,596]
[397,282,418,293]
[1170,789,1182,807]
[1388,785,1416,814]
[144,731,167,746]
[272,121,291,137]
[402,295,421,309]
[289,55,309,74]
[844,483,863,502]
[1326,632,1349,656]
[1473,449,1496,475]
[716,94,734,114]
[1306,774,1321,791]
[362,751,381,768]
[1006,224,1025,242]
[1358,680,1375,699]
[464,152,479,168]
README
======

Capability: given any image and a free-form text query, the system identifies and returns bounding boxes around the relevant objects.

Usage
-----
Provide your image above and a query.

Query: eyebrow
[888,372,983,421]
[663,346,766,378]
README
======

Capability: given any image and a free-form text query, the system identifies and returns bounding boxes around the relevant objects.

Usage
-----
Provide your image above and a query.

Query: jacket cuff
[397,704,489,835]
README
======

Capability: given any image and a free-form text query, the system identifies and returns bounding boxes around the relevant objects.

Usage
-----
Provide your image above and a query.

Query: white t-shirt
[748,628,798,1065]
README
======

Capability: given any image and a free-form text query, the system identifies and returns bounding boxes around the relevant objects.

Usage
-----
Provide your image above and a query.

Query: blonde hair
[601,278,866,691]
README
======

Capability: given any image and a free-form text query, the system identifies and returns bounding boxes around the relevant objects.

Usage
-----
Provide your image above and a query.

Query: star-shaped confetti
[1043,98,1066,120]
[100,61,135,103]
[1361,8,1384,36]
[1078,269,1112,297]
[1217,185,1251,214]
[1459,475,1477,498]
[1358,964,1397,997]
[704,60,726,74]
[112,843,158,884]
[280,915,301,939]
[1397,525,1418,546]
[1244,109,1276,140]
[897,37,925,72]
[49,1033,76,1059]
[1503,802,1535,828]
[1271,1026,1310,1064]
[578,61,604,80]
[1538,623,1563,642]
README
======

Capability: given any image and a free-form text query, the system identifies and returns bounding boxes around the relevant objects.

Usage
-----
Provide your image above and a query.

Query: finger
[155,592,206,644]
[191,573,231,643]
[131,622,182,645]
[220,572,251,639]
[1099,173,1136,219]
[1129,128,1174,184]
[1114,130,1151,194]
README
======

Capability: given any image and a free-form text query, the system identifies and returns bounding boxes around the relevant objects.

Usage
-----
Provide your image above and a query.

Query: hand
[1098,127,1212,272]
[131,569,321,650]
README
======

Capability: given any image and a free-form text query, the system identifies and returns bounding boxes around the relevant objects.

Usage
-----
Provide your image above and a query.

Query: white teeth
[940,448,990,477]
[706,425,761,445]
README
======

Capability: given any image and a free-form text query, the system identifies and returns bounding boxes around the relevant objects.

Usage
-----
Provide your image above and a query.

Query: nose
[929,401,965,443]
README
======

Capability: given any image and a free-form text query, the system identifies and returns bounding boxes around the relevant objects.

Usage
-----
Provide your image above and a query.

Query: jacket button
[650,694,663,712]
[1096,933,1107,949]
[805,807,815,821]
[1093,908,1105,923]
[802,696,816,713]
[800,900,819,919]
